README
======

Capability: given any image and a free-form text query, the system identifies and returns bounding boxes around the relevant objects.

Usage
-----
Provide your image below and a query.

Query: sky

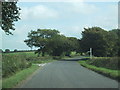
[1,1,118,51]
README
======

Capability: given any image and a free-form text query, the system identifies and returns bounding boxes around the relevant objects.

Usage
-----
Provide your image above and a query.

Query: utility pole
[90,48,92,59]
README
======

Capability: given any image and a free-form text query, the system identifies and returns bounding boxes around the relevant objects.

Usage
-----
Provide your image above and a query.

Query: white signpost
[90,48,92,59]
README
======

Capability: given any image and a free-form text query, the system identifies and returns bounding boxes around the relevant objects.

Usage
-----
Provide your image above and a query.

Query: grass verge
[2,65,39,88]
[78,61,120,82]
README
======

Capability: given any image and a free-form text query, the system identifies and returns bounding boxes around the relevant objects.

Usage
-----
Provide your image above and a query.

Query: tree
[47,35,67,56]
[105,29,118,56]
[14,49,17,52]
[25,29,80,57]
[117,29,120,56]
[0,1,21,35]
[109,29,120,56]
[67,37,80,52]
[5,49,10,53]
[47,35,80,57]
[24,29,60,56]
[80,27,108,57]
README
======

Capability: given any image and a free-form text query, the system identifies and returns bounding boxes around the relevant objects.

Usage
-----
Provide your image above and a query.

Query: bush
[2,53,31,78]
[5,49,10,53]
[14,49,17,52]
[86,57,119,70]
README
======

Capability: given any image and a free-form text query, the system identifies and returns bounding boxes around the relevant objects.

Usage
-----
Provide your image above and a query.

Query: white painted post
[90,48,92,59]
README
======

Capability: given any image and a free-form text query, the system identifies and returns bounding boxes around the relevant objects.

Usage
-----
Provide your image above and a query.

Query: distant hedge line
[2,50,36,53]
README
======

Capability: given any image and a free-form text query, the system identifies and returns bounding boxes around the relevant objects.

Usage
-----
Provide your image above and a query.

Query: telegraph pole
[90,48,92,59]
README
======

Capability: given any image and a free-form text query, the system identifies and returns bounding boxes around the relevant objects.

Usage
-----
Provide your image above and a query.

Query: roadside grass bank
[2,51,56,88]
[2,52,53,78]
[78,61,120,81]
[2,65,39,88]
[2,53,32,78]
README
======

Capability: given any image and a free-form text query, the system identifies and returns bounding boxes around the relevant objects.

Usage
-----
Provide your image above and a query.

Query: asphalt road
[19,60,118,88]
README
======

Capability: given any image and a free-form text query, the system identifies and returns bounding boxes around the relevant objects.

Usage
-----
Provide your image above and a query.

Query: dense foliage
[86,57,119,70]
[80,27,120,57]
[0,1,20,35]
[24,29,79,57]
[2,53,31,77]
[24,27,120,57]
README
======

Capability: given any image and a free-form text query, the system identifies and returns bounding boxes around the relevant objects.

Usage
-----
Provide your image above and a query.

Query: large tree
[109,29,120,56]
[80,27,108,57]
[64,37,80,56]
[24,29,60,56]
[106,29,119,56]
[25,29,80,57]
[0,1,20,35]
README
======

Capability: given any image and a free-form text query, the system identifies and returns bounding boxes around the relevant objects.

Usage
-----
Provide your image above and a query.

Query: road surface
[19,60,118,88]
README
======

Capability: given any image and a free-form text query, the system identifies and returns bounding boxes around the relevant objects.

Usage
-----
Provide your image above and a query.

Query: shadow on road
[59,58,90,61]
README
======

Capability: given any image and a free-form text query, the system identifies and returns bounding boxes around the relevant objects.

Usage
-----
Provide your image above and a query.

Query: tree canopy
[24,29,60,56]
[24,29,79,57]
[80,27,120,57]
[24,27,120,57]
[0,1,20,35]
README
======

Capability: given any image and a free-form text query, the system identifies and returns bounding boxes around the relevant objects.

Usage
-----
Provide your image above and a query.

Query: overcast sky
[1,1,118,51]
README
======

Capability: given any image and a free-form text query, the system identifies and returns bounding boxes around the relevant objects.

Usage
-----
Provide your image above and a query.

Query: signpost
[90,48,92,59]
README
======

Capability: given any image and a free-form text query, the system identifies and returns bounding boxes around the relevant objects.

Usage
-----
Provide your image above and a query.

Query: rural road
[19,58,118,88]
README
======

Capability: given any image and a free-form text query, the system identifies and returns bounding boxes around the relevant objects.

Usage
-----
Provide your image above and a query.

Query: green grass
[78,61,120,81]
[4,51,38,58]
[2,65,39,88]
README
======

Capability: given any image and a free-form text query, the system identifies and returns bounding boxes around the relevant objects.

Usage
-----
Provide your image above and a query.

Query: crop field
[3,52,37,58]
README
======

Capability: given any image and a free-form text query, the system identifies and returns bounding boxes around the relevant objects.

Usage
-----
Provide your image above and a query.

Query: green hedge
[79,61,120,81]
[86,57,119,70]
[2,53,31,78]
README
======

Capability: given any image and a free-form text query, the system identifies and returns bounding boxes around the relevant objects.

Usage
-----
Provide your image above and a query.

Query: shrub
[14,49,17,52]
[5,49,10,53]
[86,57,119,70]
[2,53,31,78]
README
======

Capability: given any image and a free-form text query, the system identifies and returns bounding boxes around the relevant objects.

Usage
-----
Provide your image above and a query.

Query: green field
[3,51,38,58]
